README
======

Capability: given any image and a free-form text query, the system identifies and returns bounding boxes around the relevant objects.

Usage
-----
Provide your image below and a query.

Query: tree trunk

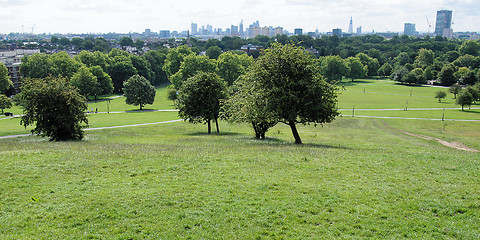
[252,122,260,139]
[288,121,302,144]
[140,104,143,110]
[207,120,211,134]
[215,117,219,133]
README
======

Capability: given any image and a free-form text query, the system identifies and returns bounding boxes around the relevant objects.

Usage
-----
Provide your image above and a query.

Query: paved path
[345,115,480,122]
[0,119,183,139]
[339,107,480,111]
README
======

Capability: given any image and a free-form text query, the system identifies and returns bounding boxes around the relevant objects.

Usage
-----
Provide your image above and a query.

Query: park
[1,75,479,238]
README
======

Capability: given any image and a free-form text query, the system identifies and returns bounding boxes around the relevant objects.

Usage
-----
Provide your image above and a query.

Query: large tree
[437,64,457,86]
[248,43,338,144]
[176,72,227,134]
[20,53,57,78]
[223,74,278,139]
[0,63,12,94]
[216,52,253,85]
[456,90,474,111]
[70,66,100,99]
[0,94,13,114]
[89,66,113,95]
[18,77,88,141]
[170,54,217,89]
[319,55,349,82]
[123,75,156,110]
[346,57,367,81]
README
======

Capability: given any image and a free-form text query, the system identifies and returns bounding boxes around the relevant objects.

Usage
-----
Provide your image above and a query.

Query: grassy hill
[1,79,479,238]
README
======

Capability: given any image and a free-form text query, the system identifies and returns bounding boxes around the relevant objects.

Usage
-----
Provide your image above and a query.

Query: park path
[0,119,183,139]
[382,120,479,152]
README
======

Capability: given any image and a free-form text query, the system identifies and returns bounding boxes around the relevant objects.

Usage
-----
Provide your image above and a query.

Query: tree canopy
[18,77,88,141]
[245,43,338,144]
[176,72,227,134]
[0,63,12,94]
[123,75,156,110]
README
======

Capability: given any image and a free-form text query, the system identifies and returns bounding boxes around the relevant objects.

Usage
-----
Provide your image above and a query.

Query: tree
[437,64,457,86]
[356,53,380,77]
[216,52,253,85]
[20,53,57,78]
[465,86,479,104]
[346,57,367,81]
[393,52,411,67]
[18,77,88,141]
[107,55,137,92]
[459,40,479,56]
[454,67,477,85]
[319,55,349,82]
[70,66,100,99]
[0,63,12,94]
[123,75,156,110]
[176,72,227,134]
[89,66,113,95]
[377,63,393,78]
[434,90,447,103]
[51,51,83,79]
[0,94,13,114]
[119,37,134,47]
[206,46,222,59]
[170,54,217,89]
[453,54,479,68]
[163,45,195,78]
[414,48,434,68]
[247,43,338,144]
[223,74,278,139]
[391,67,409,83]
[449,83,462,98]
[456,90,473,111]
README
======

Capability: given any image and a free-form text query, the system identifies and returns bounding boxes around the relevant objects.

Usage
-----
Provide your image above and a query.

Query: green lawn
[1,119,479,238]
[338,79,460,109]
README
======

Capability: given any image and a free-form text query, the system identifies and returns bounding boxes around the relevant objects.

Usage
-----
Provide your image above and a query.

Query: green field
[1,79,479,238]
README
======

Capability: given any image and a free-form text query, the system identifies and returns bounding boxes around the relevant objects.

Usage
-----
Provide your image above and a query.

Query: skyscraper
[348,17,353,34]
[434,10,453,38]
[294,28,303,35]
[239,20,244,36]
[191,23,198,35]
[404,23,416,36]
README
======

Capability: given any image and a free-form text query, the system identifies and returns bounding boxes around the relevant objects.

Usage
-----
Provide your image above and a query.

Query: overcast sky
[1,0,479,34]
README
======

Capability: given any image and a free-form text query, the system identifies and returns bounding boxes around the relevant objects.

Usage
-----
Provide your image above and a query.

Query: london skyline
[1,0,479,34]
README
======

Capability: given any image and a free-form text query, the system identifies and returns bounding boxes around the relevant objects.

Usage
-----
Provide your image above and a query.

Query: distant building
[404,23,416,36]
[356,26,362,35]
[191,23,198,35]
[275,27,283,36]
[251,27,261,38]
[435,10,453,38]
[0,49,40,93]
[333,28,342,37]
[159,30,170,39]
[239,20,244,36]
[240,44,264,53]
[294,28,303,35]
[348,17,353,34]
[231,25,239,35]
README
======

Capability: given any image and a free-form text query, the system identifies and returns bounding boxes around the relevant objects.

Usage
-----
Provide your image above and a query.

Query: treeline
[20,49,168,97]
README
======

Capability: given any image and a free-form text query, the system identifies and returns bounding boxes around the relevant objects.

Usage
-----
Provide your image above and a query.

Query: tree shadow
[247,136,352,150]
[187,131,242,136]
[339,79,372,87]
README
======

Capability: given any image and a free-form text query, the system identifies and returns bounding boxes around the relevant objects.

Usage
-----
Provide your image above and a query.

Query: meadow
[0,79,479,239]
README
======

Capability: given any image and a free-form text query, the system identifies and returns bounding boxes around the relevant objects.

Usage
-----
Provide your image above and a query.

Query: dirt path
[382,120,479,152]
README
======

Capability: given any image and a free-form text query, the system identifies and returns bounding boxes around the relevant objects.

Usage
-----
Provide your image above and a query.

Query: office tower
[404,23,416,36]
[207,25,213,34]
[356,26,362,35]
[231,25,239,35]
[333,28,342,37]
[275,27,284,36]
[239,20,244,36]
[191,23,197,35]
[159,30,170,38]
[348,17,353,34]
[434,10,453,37]
[294,28,303,35]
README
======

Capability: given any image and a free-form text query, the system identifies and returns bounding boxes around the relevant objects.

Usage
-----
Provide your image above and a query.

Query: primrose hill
[1,118,479,238]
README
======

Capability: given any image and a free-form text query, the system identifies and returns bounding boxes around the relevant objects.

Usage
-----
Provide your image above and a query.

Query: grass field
[1,79,479,238]
[1,120,479,239]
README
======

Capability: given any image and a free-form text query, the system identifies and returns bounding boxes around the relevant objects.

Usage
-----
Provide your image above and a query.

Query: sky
[1,0,479,34]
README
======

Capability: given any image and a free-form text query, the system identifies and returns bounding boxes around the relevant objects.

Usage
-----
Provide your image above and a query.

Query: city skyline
[1,0,479,34]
